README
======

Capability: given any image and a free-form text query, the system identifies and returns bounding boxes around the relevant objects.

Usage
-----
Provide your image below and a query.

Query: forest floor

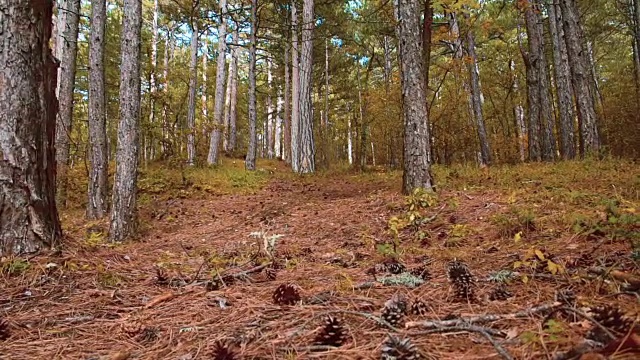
[1,159,639,360]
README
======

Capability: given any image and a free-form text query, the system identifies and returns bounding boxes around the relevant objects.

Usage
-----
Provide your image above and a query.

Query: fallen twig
[405,302,562,329]
[144,292,175,309]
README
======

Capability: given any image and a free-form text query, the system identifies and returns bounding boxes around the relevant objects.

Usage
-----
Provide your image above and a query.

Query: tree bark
[298,0,315,174]
[186,20,198,166]
[290,1,301,172]
[202,35,208,136]
[466,28,492,166]
[548,2,576,160]
[283,39,291,163]
[161,26,173,157]
[222,29,233,153]
[54,0,81,207]
[276,87,283,158]
[633,0,640,100]
[109,0,142,242]
[266,58,274,158]
[423,0,433,95]
[207,0,228,165]
[0,0,62,255]
[225,29,239,154]
[394,0,434,194]
[245,0,258,170]
[87,0,109,220]
[523,3,542,161]
[148,0,159,161]
[560,0,600,155]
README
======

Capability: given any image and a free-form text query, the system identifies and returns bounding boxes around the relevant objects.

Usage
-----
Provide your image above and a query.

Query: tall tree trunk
[109,0,142,242]
[510,58,527,162]
[423,0,433,95]
[161,26,173,157]
[290,1,301,172]
[207,0,228,165]
[356,63,367,170]
[523,3,542,161]
[633,0,640,100]
[266,58,274,158]
[466,29,492,166]
[276,87,283,158]
[54,0,81,207]
[226,29,239,154]
[560,0,600,155]
[202,36,208,136]
[186,20,198,166]
[0,0,62,255]
[283,40,291,163]
[394,0,434,194]
[298,0,315,173]
[222,30,233,152]
[148,0,159,161]
[87,0,109,220]
[548,3,576,160]
[245,0,258,170]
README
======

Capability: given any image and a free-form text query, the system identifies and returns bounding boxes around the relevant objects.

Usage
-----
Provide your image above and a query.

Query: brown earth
[1,171,639,359]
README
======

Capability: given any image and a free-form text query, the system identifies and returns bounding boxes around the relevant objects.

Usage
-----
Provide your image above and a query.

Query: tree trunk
[283,40,291,163]
[322,38,330,167]
[510,58,527,162]
[207,0,228,165]
[222,30,233,152]
[275,88,283,158]
[226,29,239,154]
[54,0,81,207]
[266,58,274,159]
[548,2,576,160]
[87,0,109,220]
[148,0,159,161]
[290,1,301,172]
[0,0,62,255]
[394,0,434,194]
[109,0,142,242]
[633,0,640,100]
[466,29,492,166]
[245,0,258,170]
[161,26,173,157]
[201,35,208,136]
[523,3,542,161]
[298,0,315,174]
[186,20,198,166]
[560,0,600,155]
[423,0,433,95]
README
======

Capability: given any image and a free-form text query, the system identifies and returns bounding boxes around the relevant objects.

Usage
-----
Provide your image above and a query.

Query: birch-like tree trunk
[290,1,301,172]
[245,0,258,170]
[207,0,228,165]
[548,2,576,159]
[0,0,62,255]
[186,20,198,166]
[560,0,600,155]
[284,41,291,163]
[222,29,233,152]
[54,0,81,207]
[298,0,315,173]
[225,29,239,154]
[109,0,142,242]
[148,0,159,161]
[510,58,527,162]
[87,0,109,220]
[394,0,434,194]
[466,29,492,166]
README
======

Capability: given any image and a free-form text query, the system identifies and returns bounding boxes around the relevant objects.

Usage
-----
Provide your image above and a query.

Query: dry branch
[405,302,562,329]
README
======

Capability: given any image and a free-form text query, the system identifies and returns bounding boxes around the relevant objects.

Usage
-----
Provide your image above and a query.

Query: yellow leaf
[547,260,558,275]
[513,261,523,269]
[534,249,545,261]
[507,191,517,204]
[514,231,523,243]
[522,275,529,284]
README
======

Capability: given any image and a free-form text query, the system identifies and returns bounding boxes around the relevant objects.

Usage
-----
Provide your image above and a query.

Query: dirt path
[2,175,638,359]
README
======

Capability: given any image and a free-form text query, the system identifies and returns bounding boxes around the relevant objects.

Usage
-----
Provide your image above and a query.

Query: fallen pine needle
[144,292,175,308]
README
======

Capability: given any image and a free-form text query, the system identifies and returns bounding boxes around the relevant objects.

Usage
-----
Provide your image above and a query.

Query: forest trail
[2,165,639,359]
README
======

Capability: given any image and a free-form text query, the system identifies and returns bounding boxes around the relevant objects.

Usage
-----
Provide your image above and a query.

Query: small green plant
[492,207,536,238]
[96,270,126,288]
[0,257,30,276]
[387,188,438,251]
[513,246,564,282]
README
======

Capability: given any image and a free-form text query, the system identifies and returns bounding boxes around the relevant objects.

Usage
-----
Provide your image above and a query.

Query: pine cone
[314,316,348,347]
[211,340,239,360]
[381,304,405,327]
[385,261,406,274]
[410,300,429,316]
[138,326,159,343]
[447,259,475,302]
[554,288,576,306]
[589,305,635,335]
[273,283,301,305]
[121,319,143,336]
[381,335,422,360]
[0,318,10,341]
[410,266,432,281]
[488,285,513,301]
[155,267,168,285]
[264,267,277,281]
